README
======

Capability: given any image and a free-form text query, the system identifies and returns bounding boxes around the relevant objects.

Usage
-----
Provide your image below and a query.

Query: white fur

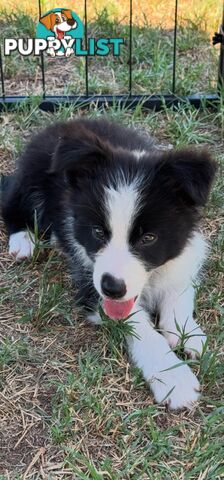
[87,312,102,325]
[93,181,148,299]
[128,233,206,407]
[8,191,207,410]
[47,36,74,58]
[9,231,35,260]
[127,312,200,410]
[50,233,57,247]
[132,150,147,160]
[65,47,74,57]
[53,12,77,35]
[46,12,77,57]
[90,231,207,409]
[148,232,207,357]
[159,286,206,357]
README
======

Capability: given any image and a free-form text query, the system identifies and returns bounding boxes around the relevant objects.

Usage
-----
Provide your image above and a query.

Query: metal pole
[218,1,224,89]
[172,0,178,94]
[38,0,46,98]
[84,0,89,97]
[129,0,133,95]
[0,46,5,98]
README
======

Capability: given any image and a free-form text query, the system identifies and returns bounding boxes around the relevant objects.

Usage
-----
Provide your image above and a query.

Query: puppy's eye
[55,17,60,23]
[92,226,105,241]
[140,233,157,245]
[62,15,66,21]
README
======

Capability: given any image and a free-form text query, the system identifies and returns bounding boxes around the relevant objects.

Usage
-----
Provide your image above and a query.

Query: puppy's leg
[1,175,35,260]
[65,47,73,57]
[47,47,56,57]
[127,310,200,410]
[159,286,206,358]
[9,230,35,260]
[71,271,100,321]
[87,311,102,325]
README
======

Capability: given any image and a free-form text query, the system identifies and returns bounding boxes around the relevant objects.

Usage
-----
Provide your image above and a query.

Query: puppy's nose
[67,18,75,26]
[101,273,126,299]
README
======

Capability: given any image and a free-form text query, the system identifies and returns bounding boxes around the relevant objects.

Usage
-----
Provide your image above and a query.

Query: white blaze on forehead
[56,12,62,21]
[106,181,140,245]
[93,180,148,299]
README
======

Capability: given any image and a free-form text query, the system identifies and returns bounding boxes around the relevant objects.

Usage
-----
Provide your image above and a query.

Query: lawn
[0,1,222,97]
[0,2,224,479]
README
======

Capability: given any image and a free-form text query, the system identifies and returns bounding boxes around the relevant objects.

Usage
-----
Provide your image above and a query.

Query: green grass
[0,5,220,97]
[0,5,224,478]
[0,98,223,479]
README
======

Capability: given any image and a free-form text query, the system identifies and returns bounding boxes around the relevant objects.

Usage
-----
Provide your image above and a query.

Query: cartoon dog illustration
[40,9,77,57]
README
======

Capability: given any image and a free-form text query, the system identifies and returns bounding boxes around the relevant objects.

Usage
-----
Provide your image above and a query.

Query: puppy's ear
[49,130,112,184]
[156,149,217,206]
[40,13,55,31]
[61,9,73,19]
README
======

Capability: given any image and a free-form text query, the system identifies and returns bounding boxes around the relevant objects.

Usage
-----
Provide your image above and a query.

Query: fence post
[38,0,46,98]
[172,0,178,94]
[0,46,5,98]
[129,0,133,95]
[218,1,224,90]
[84,0,89,96]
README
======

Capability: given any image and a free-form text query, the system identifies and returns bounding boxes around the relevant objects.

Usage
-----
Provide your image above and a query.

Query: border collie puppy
[1,118,216,410]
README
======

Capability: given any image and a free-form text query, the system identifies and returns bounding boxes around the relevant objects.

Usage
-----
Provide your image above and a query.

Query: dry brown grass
[0,0,222,32]
[0,2,223,474]
[0,103,223,478]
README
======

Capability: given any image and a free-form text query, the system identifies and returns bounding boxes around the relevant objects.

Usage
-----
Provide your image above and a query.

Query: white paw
[150,361,200,410]
[50,233,57,247]
[65,47,73,57]
[162,319,206,358]
[9,231,35,260]
[87,312,102,325]
[47,48,55,57]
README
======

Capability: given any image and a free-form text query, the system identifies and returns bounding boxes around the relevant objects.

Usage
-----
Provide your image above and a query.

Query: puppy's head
[51,126,217,319]
[40,10,76,38]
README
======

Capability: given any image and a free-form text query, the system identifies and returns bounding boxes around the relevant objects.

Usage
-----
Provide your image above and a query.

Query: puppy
[1,118,217,409]
[40,9,77,57]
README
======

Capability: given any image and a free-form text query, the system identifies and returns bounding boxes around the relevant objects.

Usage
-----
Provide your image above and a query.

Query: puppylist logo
[4,7,124,58]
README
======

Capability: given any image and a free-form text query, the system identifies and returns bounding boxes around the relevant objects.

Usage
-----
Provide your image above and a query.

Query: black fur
[1,117,217,311]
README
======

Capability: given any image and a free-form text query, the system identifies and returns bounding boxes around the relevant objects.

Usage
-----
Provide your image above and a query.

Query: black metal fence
[0,0,223,112]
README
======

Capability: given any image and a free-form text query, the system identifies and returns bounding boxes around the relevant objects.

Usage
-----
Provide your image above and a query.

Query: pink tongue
[103,298,135,320]
[56,28,64,40]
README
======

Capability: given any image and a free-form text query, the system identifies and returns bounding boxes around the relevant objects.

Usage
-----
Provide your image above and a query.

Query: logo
[4,7,124,58]
[37,8,84,57]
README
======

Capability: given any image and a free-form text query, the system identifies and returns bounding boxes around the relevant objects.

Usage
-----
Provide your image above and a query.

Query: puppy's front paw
[65,47,73,57]
[150,362,200,410]
[9,231,35,260]
[47,48,55,57]
[87,312,102,325]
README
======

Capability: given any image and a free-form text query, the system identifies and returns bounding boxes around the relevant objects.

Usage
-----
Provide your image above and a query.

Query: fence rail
[0,0,223,112]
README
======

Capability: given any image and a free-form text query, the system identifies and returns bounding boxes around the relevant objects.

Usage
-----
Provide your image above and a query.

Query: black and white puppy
[1,118,217,409]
